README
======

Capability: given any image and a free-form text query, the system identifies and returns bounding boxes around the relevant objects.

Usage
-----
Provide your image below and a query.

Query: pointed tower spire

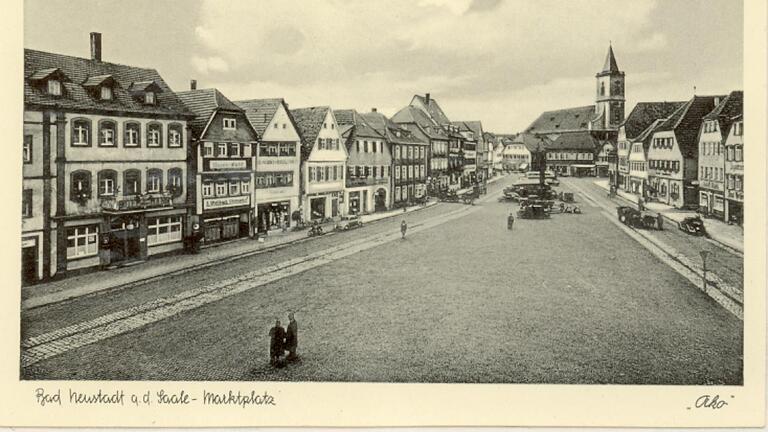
[602,43,620,73]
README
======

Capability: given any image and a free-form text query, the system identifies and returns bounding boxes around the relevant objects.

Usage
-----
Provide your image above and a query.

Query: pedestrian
[656,213,664,230]
[400,220,408,239]
[285,312,299,362]
[507,212,515,230]
[269,319,286,367]
[637,197,644,211]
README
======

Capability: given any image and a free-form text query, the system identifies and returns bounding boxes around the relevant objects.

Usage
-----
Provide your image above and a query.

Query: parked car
[335,215,363,231]
[678,215,707,236]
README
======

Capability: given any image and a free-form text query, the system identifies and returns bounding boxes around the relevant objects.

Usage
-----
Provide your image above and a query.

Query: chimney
[90,32,102,62]
[425,93,431,105]
[190,79,197,90]
[713,96,721,106]
[371,108,377,113]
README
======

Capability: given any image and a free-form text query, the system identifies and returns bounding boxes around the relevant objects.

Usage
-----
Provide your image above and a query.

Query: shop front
[306,191,342,222]
[629,177,644,195]
[257,201,291,232]
[201,195,252,243]
[569,164,596,177]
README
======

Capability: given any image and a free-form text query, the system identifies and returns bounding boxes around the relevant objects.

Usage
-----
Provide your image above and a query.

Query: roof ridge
[25,48,159,74]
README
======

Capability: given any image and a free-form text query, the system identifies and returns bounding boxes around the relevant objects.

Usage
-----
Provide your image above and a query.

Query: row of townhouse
[21,34,498,285]
[612,91,743,224]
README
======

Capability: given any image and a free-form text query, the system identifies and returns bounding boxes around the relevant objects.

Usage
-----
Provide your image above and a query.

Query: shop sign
[204,195,250,210]
[210,160,248,170]
[699,180,724,191]
[259,158,297,165]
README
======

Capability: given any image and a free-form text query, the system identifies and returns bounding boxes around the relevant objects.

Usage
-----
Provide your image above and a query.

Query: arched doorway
[374,188,387,212]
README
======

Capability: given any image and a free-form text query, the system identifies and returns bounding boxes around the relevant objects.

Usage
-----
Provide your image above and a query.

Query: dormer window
[100,86,113,100]
[145,92,155,105]
[48,80,62,96]
[223,118,236,130]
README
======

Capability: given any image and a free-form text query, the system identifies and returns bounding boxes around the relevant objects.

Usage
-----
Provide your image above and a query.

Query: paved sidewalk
[594,180,743,253]
[22,201,438,310]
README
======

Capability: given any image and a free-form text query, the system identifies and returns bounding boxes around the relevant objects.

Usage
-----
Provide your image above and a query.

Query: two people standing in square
[269,312,298,367]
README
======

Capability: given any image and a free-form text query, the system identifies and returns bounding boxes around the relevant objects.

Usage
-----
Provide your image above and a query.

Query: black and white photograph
[17,0,749,382]
[7,0,768,426]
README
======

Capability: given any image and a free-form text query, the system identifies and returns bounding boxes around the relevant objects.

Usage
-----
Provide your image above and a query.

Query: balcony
[101,194,174,213]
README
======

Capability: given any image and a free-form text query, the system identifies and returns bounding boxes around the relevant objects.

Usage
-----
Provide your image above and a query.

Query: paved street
[21,175,742,384]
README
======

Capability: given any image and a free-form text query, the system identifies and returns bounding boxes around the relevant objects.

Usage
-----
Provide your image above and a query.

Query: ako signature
[691,394,732,410]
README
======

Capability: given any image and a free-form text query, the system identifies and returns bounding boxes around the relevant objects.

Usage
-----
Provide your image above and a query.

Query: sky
[24,0,743,133]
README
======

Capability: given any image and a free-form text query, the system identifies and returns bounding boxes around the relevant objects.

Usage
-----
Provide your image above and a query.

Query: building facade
[391,105,450,192]
[176,87,259,243]
[335,109,391,214]
[236,98,302,232]
[291,107,348,222]
[724,115,744,224]
[545,132,601,176]
[22,34,194,283]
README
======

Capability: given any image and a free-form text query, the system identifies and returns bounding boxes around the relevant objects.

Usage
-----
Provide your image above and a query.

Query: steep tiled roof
[512,133,553,152]
[334,109,383,139]
[524,105,595,134]
[657,95,725,157]
[412,94,452,125]
[24,49,191,118]
[546,131,602,151]
[234,98,297,137]
[290,106,331,158]
[622,101,687,139]
[391,105,449,140]
[175,88,244,138]
[703,90,743,137]
[637,119,666,153]
[361,111,426,145]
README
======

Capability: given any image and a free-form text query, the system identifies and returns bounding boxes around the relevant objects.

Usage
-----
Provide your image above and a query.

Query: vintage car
[334,215,363,231]
[616,206,661,229]
[678,215,707,236]
[517,204,550,219]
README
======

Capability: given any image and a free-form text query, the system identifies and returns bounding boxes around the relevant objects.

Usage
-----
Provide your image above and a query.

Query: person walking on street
[269,319,286,367]
[656,213,664,231]
[285,312,299,362]
[507,212,515,230]
[401,220,408,239]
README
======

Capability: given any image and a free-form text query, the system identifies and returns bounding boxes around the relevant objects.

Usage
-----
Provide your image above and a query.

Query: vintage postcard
[0,0,765,427]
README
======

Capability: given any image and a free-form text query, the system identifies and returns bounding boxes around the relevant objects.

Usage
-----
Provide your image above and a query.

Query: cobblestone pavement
[22,175,741,383]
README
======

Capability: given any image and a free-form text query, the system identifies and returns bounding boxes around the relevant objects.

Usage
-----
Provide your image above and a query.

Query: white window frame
[66,225,99,259]
[48,80,62,96]
[168,128,182,148]
[229,180,240,196]
[148,127,161,147]
[147,171,162,193]
[73,122,89,146]
[99,176,115,196]
[144,92,155,105]
[241,178,250,194]
[125,125,139,147]
[223,118,237,130]
[100,86,113,100]
[100,126,115,146]
[23,136,32,163]
[202,182,214,197]
[203,142,214,157]
[217,142,227,157]
[147,216,182,246]
[215,181,227,196]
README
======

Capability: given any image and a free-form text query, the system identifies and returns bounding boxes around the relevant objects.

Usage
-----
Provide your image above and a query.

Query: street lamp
[700,250,711,293]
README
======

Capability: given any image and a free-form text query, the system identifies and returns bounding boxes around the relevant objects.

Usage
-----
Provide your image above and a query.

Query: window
[100,86,113,100]
[202,181,213,197]
[71,119,91,147]
[223,118,237,130]
[98,120,116,147]
[278,142,295,156]
[243,143,252,158]
[215,142,227,157]
[70,170,92,202]
[227,143,239,158]
[229,179,240,195]
[144,92,155,105]
[168,124,183,148]
[23,135,32,164]
[734,122,743,136]
[274,123,279,129]
[124,122,141,147]
[66,225,99,258]
[146,169,163,193]
[124,169,141,195]
[241,177,250,194]
[98,170,117,196]
[215,181,227,196]
[22,189,32,218]
[395,146,401,159]
[325,166,330,181]
[203,142,214,157]
[48,79,62,96]
[147,123,162,147]
[168,168,183,197]
[735,146,743,161]
[147,216,182,246]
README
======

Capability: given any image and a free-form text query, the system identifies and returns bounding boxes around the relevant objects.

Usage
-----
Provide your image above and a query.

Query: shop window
[168,168,183,197]
[146,169,163,193]
[23,135,32,164]
[98,169,117,196]
[147,216,182,246]
[168,123,183,148]
[70,170,92,202]
[124,122,141,147]
[147,123,162,147]
[71,119,92,147]
[98,120,117,147]
[66,225,99,258]
[22,189,33,218]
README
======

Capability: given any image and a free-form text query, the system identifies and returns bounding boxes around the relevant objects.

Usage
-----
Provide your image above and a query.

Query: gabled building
[22,33,194,283]
[697,91,742,220]
[647,95,725,209]
[176,85,260,243]
[545,131,603,176]
[290,106,348,222]
[504,133,537,171]
[335,109,390,214]
[627,118,665,195]
[236,98,302,232]
[724,115,744,224]
[451,121,479,186]
[361,110,429,207]
[391,105,450,191]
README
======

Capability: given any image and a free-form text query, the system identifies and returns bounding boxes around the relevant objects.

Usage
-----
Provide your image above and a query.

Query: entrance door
[222,218,240,239]
[311,197,326,221]
[21,245,37,285]
[375,189,387,212]
[110,219,142,264]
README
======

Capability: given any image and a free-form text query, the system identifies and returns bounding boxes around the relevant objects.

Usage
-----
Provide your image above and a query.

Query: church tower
[594,44,625,130]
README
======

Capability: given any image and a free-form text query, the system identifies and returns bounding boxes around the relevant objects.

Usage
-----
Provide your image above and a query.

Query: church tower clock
[594,44,625,130]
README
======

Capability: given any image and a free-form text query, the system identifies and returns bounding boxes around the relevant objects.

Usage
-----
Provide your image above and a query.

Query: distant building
[697,91,742,220]
[391,105,450,191]
[176,87,259,244]
[627,118,666,196]
[22,33,194,283]
[545,131,603,177]
[504,134,537,171]
[335,109,391,214]
[236,98,302,232]
[647,95,725,209]
[291,107,348,222]
[723,115,744,224]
